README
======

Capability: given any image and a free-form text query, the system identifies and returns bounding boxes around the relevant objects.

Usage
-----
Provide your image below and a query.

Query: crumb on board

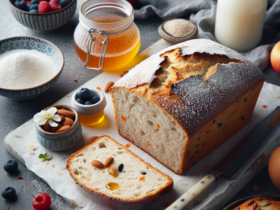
[28,150,34,155]
[262,105,267,108]
[29,145,36,150]
[96,87,101,90]
[72,203,77,208]
[277,95,280,98]
[74,79,78,82]
[51,164,55,168]
[181,182,188,186]
[46,161,50,165]
[60,165,66,170]
[56,171,62,175]
[125,143,130,148]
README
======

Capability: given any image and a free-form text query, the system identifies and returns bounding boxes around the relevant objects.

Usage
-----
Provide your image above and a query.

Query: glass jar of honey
[74,0,141,71]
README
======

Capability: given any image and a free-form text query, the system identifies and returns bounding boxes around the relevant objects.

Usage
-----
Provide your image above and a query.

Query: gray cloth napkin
[134,0,280,71]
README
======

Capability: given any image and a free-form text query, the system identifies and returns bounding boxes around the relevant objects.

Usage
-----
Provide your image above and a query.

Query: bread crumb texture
[67,136,172,200]
[111,39,264,174]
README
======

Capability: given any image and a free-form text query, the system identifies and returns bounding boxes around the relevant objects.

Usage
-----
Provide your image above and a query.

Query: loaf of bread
[66,135,173,210]
[231,195,280,210]
[110,39,264,174]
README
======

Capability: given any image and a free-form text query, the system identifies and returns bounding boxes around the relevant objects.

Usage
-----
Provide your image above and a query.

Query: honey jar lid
[158,18,198,44]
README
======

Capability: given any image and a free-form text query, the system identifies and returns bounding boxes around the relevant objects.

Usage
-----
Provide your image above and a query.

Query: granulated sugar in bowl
[0,49,56,89]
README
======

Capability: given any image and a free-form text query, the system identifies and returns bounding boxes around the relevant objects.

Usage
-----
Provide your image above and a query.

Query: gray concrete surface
[0,0,279,209]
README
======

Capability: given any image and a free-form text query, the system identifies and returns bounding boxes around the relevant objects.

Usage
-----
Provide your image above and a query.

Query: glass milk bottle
[215,0,267,51]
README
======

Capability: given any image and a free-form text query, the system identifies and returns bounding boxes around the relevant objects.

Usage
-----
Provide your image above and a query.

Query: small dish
[35,105,82,151]
[0,36,64,101]
[158,18,198,44]
[71,89,106,126]
[9,0,77,33]
[223,194,280,210]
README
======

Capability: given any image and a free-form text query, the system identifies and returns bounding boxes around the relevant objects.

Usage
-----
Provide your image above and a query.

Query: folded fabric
[135,0,280,71]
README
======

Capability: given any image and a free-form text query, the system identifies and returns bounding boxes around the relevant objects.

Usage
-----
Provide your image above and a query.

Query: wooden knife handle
[165,173,218,210]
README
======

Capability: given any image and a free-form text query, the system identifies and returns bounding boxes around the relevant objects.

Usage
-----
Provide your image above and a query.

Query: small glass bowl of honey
[71,89,106,126]
[74,0,141,71]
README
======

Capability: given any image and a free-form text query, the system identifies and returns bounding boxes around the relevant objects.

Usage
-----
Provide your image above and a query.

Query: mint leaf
[38,153,48,160]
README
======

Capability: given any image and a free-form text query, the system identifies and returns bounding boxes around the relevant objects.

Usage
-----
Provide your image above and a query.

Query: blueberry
[14,0,28,11]
[90,95,100,104]
[29,9,39,13]
[29,4,38,10]
[60,0,72,8]
[85,101,92,105]
[77,88,91,101]
[4,160,18,173]
[2,187,16,200]
[76,97,85,105]
[31,0,39,4]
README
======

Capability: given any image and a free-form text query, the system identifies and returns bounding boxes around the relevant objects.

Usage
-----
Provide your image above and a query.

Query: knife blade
[166,106,280,210]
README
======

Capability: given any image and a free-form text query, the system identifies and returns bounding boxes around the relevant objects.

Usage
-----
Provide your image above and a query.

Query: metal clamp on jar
[74,0,141,71]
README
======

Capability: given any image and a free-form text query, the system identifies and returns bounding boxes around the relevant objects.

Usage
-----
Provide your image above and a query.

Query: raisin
[195,150,198,154]
[213,120,215,124]
[244,98,247,102]
[142,172,147,175]
[195,144,199,148]
[197,137,200,141]
[118,164,124,172]
[218,123,222,127]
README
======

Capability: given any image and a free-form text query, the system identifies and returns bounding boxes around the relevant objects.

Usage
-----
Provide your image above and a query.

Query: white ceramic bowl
[0,36,64,101]
[71,89,107,116]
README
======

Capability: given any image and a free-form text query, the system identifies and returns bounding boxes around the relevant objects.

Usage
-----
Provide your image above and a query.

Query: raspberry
[49,0,61,11]
[38,1,52,13]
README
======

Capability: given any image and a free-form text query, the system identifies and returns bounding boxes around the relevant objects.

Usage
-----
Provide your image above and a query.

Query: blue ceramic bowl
[0,36,64,101]
[36,105,82,151]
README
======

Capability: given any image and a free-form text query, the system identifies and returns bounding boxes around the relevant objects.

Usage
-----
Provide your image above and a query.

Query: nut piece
[104,81,114,93]
[50,123,62,132]
[86,136,98,145]
[108,166,118,177]
[57,109,75,119]
[91,160,104,169]
[55,125,71,133]
[43,121,51,132]
[62,117,74,127]
[104,157,114,167]
[46,154,52,160]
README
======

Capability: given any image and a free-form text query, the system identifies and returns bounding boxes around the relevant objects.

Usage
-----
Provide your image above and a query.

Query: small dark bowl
[223,194,280,210]
[9,0,77,33]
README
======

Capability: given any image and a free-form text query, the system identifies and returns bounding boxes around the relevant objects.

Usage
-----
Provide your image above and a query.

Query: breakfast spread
[110,39,264,174]
[231,195,280,210]
[0,49,56,89]
[66,135,173,210]
[2,0,279,209]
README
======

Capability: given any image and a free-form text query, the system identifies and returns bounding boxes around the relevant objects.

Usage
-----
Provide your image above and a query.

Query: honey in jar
[74,0,140,71]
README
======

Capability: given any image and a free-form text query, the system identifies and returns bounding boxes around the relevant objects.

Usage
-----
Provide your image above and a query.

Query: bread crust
[66,135,173,210]
[110,39,264,174]
[231,195,280,210]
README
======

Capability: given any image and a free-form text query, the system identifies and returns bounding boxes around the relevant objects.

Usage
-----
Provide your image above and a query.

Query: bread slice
[66,135,173,210]
[110,39,264,174]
